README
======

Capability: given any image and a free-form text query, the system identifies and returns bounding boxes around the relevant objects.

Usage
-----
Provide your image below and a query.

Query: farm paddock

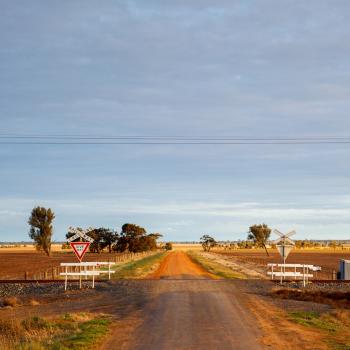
[213,249,350,280]
[0,250,135,280]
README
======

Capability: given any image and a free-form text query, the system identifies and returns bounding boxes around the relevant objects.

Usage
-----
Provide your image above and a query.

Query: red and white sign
[70,242,90,261]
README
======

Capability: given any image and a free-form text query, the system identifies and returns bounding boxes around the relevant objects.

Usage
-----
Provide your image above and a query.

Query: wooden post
[280,264,283,284]
[79,265,82,289]
[92,265,95,288]
[24,271,28,281]
[64,266,68,291]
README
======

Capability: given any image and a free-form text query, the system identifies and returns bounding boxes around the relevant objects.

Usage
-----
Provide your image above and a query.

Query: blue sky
[0,1,349,242]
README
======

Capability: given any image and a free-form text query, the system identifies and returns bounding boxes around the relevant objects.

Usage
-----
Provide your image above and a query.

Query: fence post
[24,271,28,281]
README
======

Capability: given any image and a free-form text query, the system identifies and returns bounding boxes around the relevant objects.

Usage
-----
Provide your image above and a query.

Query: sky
[0,1,349,242]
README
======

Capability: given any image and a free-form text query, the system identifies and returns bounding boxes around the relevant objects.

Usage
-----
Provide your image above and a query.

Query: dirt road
[148,251,217,279]
[115,251,262,349]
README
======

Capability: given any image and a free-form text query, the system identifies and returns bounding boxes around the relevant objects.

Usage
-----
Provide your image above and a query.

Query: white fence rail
[267,263,321,286]
[60,261,116,290]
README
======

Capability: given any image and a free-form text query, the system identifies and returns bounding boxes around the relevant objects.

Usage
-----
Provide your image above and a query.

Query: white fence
[60,262,116,290]
[267,263,321,286]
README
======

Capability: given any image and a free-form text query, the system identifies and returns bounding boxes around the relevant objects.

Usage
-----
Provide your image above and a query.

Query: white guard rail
[267,263,321,286]
[60,262,116,290]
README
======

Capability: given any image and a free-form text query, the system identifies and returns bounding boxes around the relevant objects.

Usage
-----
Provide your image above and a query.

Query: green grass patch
[289,311,339,333]
[288,310,350,350]
[52,317,110,349]
[112,252,166,279]
[187,251,246,279]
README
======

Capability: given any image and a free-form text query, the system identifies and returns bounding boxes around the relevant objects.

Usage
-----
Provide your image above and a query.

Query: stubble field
[214,249,350,280]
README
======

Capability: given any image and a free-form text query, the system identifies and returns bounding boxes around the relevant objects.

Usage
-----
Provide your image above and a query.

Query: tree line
[200,224,272,255]
[28,206,163,256]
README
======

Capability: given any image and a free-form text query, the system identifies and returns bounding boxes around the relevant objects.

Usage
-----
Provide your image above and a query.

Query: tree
[99,228,119,253]
[329,240,338,251]
[247,224,271,256]
[28,207,55,256]
[200,235,216,252]
[113,223,161,253]
[164,242,173,250]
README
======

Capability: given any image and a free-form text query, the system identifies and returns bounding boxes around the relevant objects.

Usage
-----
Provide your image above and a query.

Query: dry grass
[0,313,111,350]
[2,296,19,307]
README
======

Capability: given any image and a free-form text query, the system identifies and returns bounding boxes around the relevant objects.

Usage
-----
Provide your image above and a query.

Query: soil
[215,250,350,280]
[0,251,128,279]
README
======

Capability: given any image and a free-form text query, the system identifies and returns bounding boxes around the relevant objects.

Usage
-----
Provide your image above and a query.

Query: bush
[3,297,19,307]
[164,242,173,250]
[21,316,52,331]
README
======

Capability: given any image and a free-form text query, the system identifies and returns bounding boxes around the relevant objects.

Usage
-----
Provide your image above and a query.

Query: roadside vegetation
[187,251,246,279]
[0,313,111,350]
[112,252,166,279]
[288,310,350,350]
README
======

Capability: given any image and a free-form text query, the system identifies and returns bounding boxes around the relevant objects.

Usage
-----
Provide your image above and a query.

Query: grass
[187,251,246,279]
[112,252,166,278]
[289,311,339,332]
[0,313,111,350]
[288,310,350,350]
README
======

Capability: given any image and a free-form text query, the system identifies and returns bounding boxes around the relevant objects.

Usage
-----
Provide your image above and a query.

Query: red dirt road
[117,252,262,350]
[148,251,216,279]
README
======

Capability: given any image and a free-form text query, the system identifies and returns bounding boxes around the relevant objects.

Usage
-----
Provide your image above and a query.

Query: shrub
[3,297,19,307]
[164,242,173,250]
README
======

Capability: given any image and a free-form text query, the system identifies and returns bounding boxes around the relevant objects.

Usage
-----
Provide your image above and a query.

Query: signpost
[272,229,296,282]
[273,229,296,265]
[66,227,95,289]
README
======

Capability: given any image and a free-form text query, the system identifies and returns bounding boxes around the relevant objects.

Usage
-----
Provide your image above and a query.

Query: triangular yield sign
[70,242,90,261]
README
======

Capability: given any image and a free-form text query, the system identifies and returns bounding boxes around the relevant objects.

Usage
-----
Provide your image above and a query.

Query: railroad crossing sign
[67,227,94,243]
[67,227,95,261]
[272,229,296,263]
[70,242,90,261]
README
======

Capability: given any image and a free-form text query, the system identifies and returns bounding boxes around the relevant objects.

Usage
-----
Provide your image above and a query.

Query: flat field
[214,249,350,279]
[0,250,122,279]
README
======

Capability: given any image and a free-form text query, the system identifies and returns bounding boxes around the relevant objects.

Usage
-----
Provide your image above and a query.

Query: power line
[0,134,349,140]
[0,141,350,145]
[0,135,349,145]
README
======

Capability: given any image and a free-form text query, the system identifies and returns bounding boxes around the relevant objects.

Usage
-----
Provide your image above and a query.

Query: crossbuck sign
[67,227,94,243]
